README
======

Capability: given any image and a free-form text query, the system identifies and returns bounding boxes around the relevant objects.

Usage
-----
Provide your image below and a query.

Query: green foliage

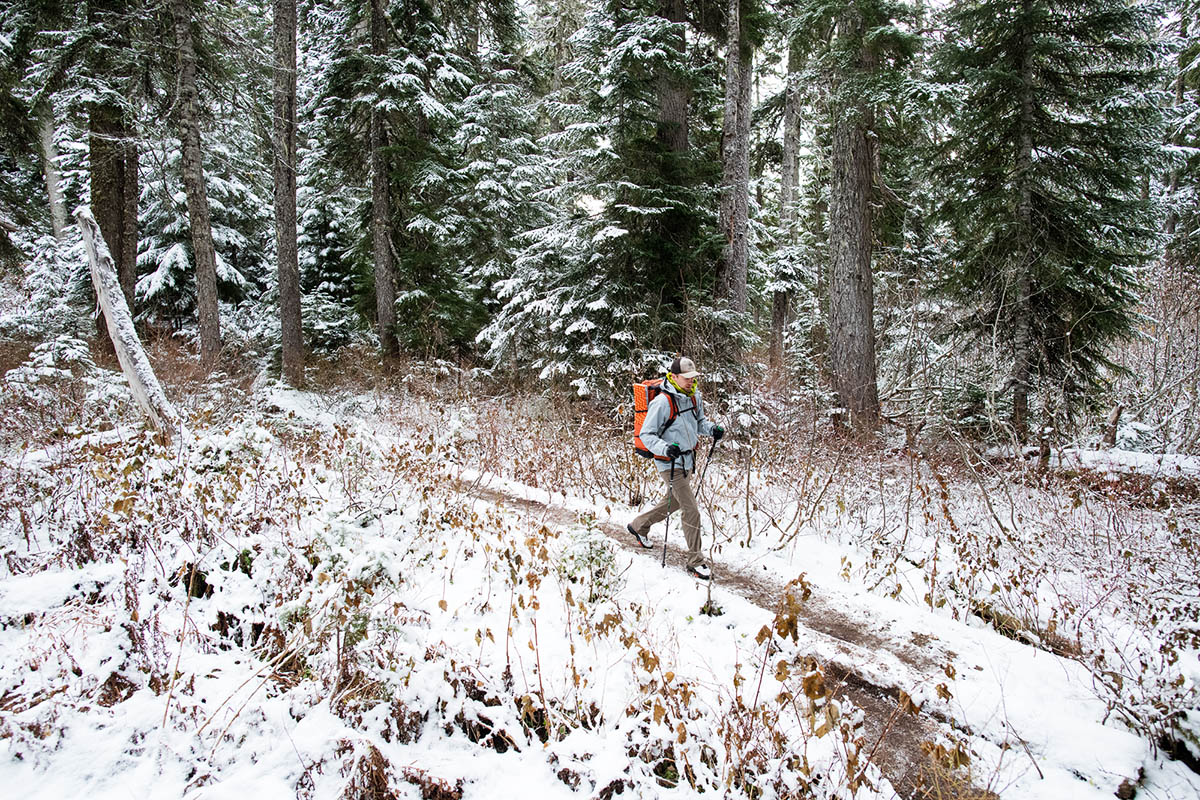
[307,0,550,359]
[935,0,1166,408]
[136,140,269,323]
[478,0,724,398]
[556,522,623,603]
[1162,3,1200,272]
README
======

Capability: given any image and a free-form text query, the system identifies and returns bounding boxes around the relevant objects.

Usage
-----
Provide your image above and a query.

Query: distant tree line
[1,0,1195,443]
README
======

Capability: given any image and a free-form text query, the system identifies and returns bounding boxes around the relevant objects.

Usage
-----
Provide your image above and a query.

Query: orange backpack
[632,379,679,460]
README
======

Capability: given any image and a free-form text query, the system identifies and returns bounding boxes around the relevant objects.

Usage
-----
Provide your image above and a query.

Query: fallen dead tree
[76,206,181,442]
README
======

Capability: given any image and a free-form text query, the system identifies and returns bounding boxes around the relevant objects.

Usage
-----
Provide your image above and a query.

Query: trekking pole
[696,439,718,495]
[661,456,676,568]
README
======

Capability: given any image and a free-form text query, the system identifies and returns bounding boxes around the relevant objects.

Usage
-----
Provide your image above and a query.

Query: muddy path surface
[457,478,986,800]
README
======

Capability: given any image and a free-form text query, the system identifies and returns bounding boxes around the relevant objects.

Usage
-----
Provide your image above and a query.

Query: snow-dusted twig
[161,568,197,729]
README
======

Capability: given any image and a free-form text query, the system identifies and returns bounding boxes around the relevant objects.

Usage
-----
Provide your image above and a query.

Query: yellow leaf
[653,701,665,725]
[438,599,448,612]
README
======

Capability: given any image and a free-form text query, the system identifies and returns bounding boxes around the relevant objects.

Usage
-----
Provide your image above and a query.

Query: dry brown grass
[0,339,35,374]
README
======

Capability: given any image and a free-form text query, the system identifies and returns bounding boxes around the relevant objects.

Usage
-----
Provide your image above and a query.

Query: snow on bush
[0,396,898,799]
[0,335,135,444]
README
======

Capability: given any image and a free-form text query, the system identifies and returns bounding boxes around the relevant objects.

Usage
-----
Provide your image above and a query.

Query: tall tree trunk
[370,0,398,357]
[717,0,751,318]
[89,108,139,348]
[274,0,303,385]
[38,110,67,239]
[655,0,689,155]
[170,0,221,368]
[655,0,691,326]
[1009,6,1036,442]
[770,40,803,371]
[87,0,139,348]
[89,109,136,306]
[1164,14,1187,243]
[827,7,879,432]
[120,133,138,308]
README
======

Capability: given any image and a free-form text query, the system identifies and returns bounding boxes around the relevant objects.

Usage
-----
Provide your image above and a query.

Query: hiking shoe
[627,524,653,549]
[687,563,711,580]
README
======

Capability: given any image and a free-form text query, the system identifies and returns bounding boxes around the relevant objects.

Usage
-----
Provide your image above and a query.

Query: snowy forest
[1,0,1200,797]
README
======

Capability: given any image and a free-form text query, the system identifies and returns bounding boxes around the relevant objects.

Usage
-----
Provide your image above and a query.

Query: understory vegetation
[0,340,1196,797]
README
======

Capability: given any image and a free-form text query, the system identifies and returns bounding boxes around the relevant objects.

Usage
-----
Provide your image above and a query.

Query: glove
[713,425,725,442]
[666,443,682,459]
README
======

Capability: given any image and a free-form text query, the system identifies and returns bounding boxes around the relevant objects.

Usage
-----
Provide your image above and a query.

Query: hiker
[627,356,724,580]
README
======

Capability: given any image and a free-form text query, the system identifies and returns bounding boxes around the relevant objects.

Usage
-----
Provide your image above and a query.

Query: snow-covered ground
[0,367,1197,799]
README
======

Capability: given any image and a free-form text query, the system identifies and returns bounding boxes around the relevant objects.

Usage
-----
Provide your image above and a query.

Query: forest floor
[463,478,958,798]
[0,344,1198,799]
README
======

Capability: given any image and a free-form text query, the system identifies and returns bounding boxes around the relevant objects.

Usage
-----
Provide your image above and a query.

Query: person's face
[675,374,696,391]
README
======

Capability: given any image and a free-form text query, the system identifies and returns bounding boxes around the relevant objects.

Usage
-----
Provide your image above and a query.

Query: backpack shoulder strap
[657,392,680,437]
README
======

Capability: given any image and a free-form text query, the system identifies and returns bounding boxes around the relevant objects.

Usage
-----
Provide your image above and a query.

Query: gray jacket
[640,379,716,474]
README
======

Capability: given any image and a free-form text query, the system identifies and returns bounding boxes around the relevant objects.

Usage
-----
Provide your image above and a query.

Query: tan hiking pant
[630,469,703,568]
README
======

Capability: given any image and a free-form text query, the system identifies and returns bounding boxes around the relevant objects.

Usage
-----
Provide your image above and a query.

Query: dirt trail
[459,478,986,800]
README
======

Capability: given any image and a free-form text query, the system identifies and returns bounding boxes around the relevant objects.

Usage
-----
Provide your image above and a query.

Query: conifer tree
[315,0,511,358]
[129,0,271,333]
[170,0,222,367]
[717,0,755,320]
[295,0,368,350]
[0,1,59,259]
[88,0,140,317]
[938,0,1165,439]
[136,140,261,325]
[793,0,919,430]
[4,0,146,301]
[274,0,303,385]
[479,0,722,396]
[1163,2,1200,272]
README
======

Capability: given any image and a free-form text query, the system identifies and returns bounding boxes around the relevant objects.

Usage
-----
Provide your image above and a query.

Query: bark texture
[655,0,689,155]
[88,107,137,307]
[87,0,139,348]
[274,0,303,385]
[717,0,751,317]
[770,41,803,371]
[827,8,880,431]
[370,0,398,357]
[1008,4,1036,442]
[171,0,221,368]
[119,136,138,306]
[38,112,67,239]
[1165,15,1187,240]
[654,0,693,329]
